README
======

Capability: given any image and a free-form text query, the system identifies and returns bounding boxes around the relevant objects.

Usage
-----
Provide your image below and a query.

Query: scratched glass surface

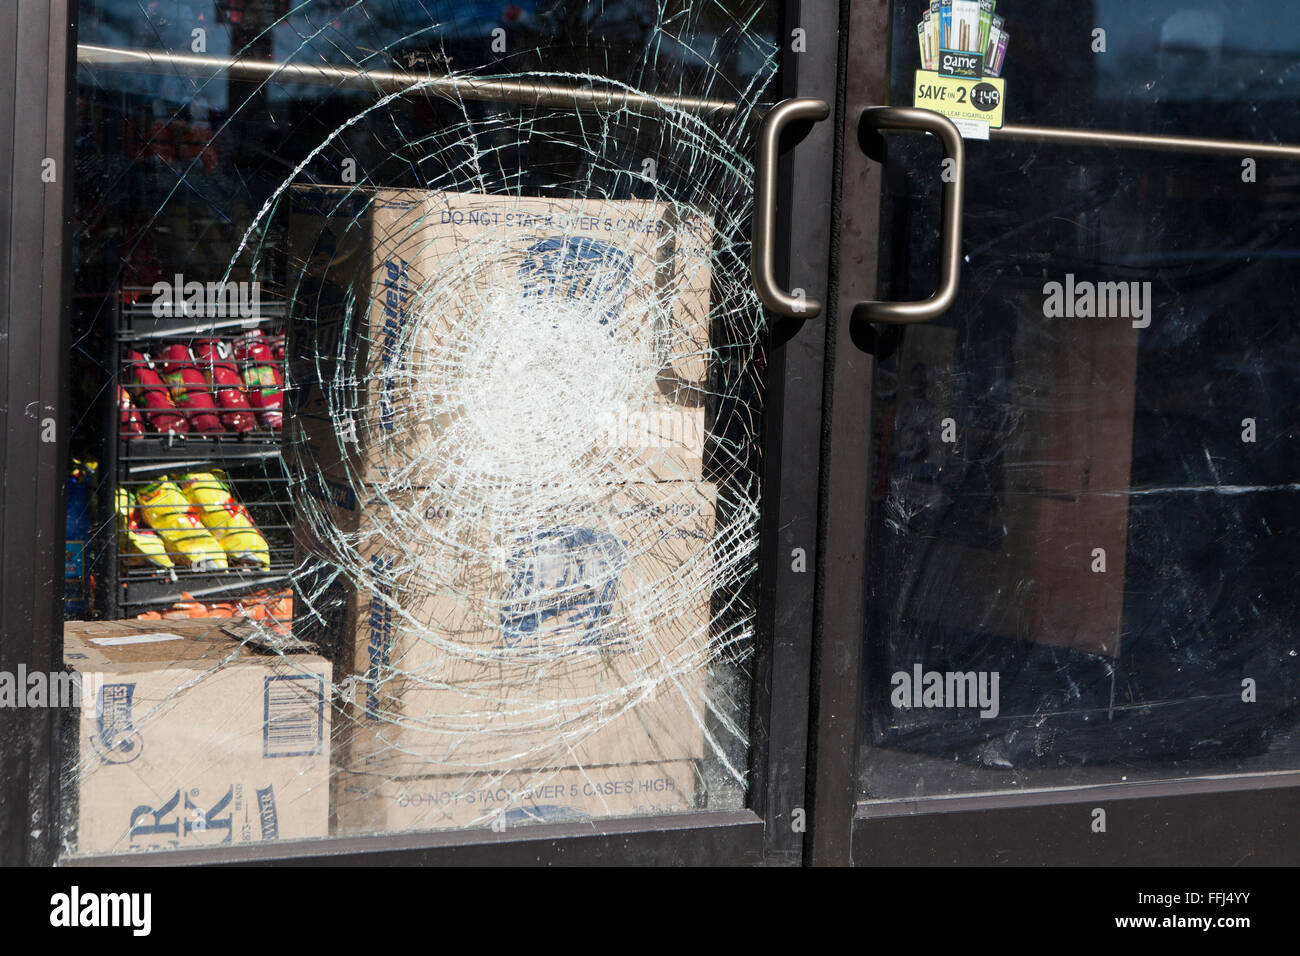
[63,0,776,856]
[862,0,1300,799]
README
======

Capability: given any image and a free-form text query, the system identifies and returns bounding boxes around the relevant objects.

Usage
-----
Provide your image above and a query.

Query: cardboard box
[287,186,712,487]
[297,481,716,777]
[63,618,331,855]
[333,762,696,833]
[1015,316,1138,657]
[893,301,1137,658]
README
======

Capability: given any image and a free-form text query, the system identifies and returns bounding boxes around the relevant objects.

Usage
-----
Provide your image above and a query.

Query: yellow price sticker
[913,71,1005,130]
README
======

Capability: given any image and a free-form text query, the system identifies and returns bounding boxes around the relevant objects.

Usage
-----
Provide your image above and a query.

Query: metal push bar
[76,43,740,116]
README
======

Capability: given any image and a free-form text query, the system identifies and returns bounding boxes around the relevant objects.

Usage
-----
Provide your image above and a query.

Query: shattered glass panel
[862,0,1300,799]
[63,0,777,855]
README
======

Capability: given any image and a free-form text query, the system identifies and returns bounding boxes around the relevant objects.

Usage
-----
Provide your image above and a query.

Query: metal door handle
[852,106,965,325]
[751,97,829,318]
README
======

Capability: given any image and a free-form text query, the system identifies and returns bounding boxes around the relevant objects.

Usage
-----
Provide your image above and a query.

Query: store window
[859,0,1300,801]
[63,0,778,857]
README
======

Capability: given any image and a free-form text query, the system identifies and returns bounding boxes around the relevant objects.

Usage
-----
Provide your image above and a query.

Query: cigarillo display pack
[914,0,1009,130]
[989,24,1009,77]
[920,0,1009,79]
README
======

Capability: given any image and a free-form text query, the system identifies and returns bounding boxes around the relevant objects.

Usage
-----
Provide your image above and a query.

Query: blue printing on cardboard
[378,257,412,433]
[499,526,629,648]
[128,786,235,845]
[303,472,358,512]
[364,555,397,718]
[518,236,633,326]
[360,525,630,722]
[94,682,143,765]
[256,786,279,840]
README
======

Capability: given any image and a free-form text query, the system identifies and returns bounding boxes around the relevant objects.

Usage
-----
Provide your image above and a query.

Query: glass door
[0,0,841,865]
[813,0,1300,865]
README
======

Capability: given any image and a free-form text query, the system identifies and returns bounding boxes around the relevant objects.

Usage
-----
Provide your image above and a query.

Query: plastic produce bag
[136,478,227,570]
[115,487,175,569]
[178,471,270,569]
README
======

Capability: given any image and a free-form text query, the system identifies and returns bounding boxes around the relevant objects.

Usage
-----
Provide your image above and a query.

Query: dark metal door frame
[0,0,77,869]
[802,0,886,868]
[746,0,843,867]
[1,0,841,867]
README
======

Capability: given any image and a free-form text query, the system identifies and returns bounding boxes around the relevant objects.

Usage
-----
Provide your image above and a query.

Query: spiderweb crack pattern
[71,0,778,838]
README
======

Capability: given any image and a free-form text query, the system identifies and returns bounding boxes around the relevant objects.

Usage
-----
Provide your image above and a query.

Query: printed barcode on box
[263,674,325,758]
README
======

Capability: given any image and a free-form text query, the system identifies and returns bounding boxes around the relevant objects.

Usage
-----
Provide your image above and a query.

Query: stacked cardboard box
[287,187,711,487]
[312,481,716,772]
[334,762,697,832]
[63,618,331,855]
[289,188,718,832]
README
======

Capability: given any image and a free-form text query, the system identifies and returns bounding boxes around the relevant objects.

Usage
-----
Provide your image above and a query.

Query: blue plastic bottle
[65,467,91,618]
